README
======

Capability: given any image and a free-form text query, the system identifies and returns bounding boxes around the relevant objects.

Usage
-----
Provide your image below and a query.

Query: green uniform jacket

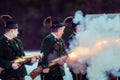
[0,35,27,78]
[38,34,67,76]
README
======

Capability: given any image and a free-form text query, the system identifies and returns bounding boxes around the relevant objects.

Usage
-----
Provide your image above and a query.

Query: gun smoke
[68,10,120,80]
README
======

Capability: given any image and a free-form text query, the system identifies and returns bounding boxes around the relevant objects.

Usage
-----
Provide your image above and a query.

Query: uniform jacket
[38,33,66,76]
[0,35,27,78]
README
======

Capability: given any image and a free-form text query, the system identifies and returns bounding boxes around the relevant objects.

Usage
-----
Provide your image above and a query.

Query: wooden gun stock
[0,53,43,74]
[29,66,43,80]
[29,55,67,80]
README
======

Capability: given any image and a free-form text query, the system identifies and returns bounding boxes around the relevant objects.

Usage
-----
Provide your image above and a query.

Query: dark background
[0,0,120,50]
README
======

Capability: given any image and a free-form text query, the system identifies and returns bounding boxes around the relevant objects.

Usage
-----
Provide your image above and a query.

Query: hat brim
[51,23,65,29]
[5,24,21,29]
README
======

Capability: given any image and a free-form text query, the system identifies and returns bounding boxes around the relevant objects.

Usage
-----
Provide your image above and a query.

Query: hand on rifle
[42,68,50,73]
[12,63,21,70]
[30,57,37,64]
[57,59,65,65]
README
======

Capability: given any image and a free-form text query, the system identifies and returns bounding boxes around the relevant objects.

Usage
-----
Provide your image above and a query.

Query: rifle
[0,53,43,74]
[29,55,68,80]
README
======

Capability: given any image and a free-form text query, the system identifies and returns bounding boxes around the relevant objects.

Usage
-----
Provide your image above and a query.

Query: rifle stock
[29,55,67,80]
[0,53,43,74]
[29,66,43,80]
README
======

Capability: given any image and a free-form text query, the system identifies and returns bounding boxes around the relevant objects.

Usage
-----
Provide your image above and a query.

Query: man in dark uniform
[38,20,67,80]
[64,16,88,80]
[68,26,88,80]
[0,20,36,80]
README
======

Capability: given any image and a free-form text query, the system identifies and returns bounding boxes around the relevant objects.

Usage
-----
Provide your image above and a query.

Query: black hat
[0,15,12,23]
[0,14,12,26]
[51,20,65,29]
[43,16,52,27]
[5,20,21,29]
[64,16,80,28]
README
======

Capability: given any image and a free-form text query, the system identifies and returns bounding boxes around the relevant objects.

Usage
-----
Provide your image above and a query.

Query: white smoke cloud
[68,10,120,80]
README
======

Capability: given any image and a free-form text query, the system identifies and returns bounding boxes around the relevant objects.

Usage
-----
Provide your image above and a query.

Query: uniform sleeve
[38,37,54,68]
[0,44,12,69]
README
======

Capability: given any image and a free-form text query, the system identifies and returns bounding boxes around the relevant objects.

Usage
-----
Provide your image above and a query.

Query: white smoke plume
[68,10,120,80]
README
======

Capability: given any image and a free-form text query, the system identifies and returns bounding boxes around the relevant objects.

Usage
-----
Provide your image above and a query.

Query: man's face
[57,26,65,38]
[11,29,19,38]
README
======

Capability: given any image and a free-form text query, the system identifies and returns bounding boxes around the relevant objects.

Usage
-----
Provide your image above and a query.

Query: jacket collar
[51,33,57,38]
